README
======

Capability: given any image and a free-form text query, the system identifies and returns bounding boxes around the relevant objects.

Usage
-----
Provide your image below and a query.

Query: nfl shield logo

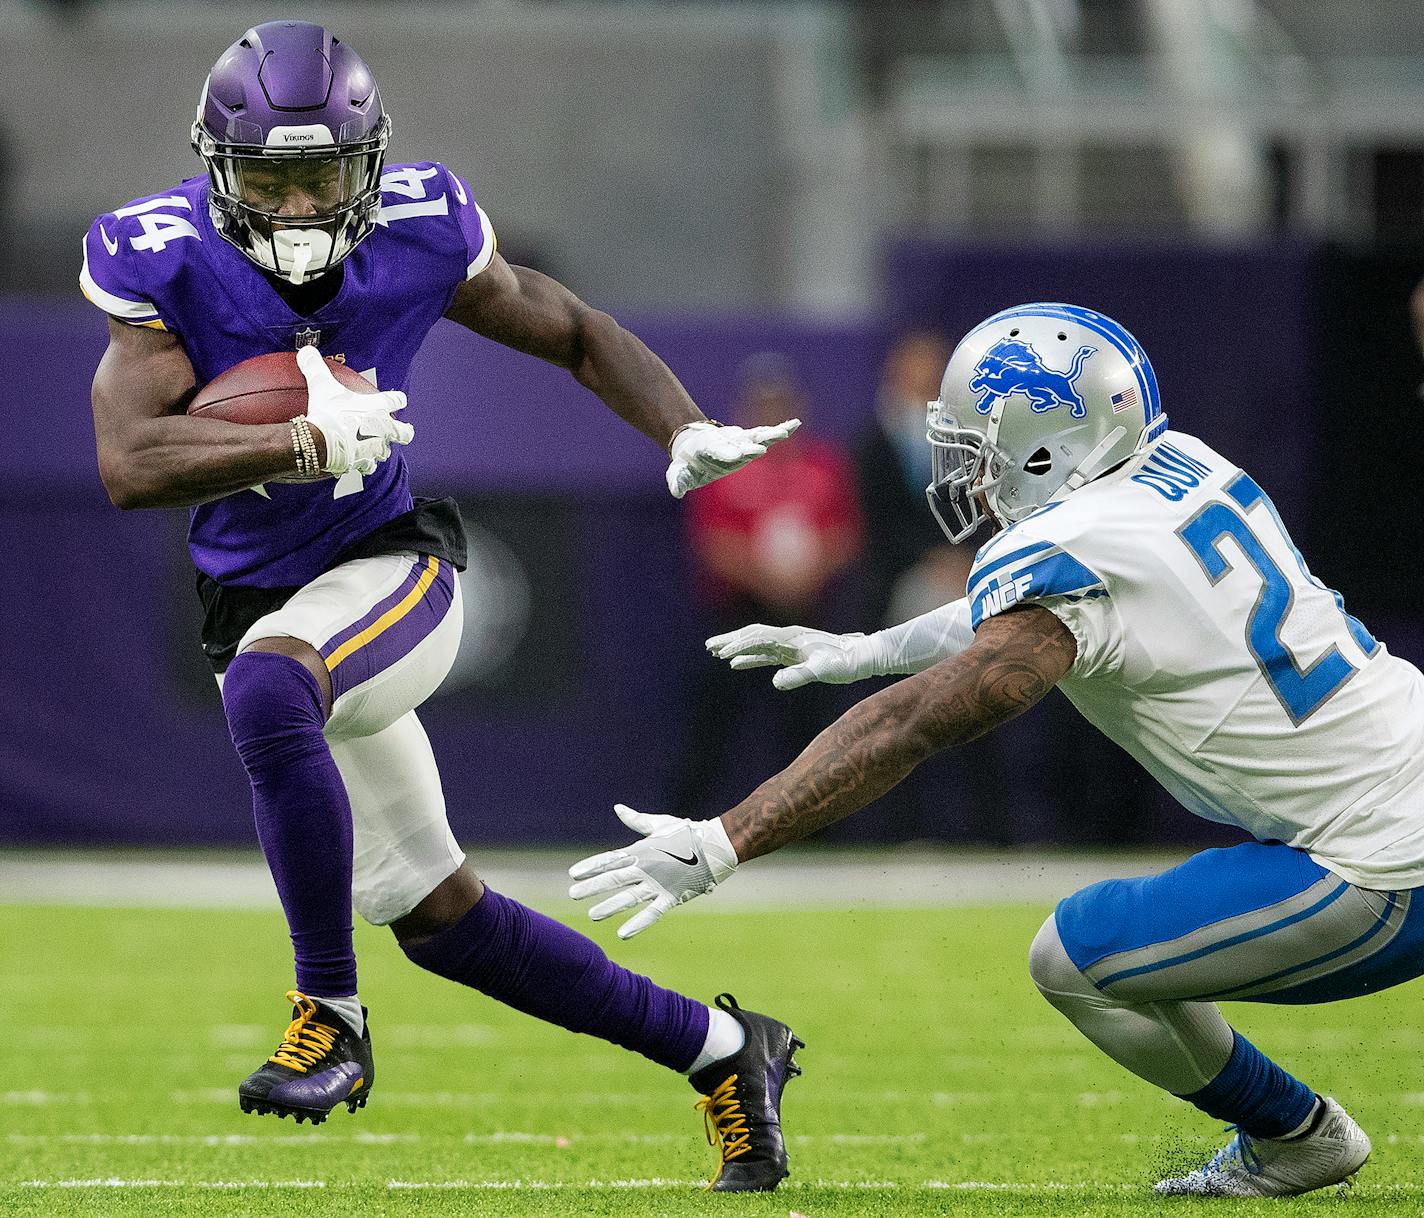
[294,327,322,349]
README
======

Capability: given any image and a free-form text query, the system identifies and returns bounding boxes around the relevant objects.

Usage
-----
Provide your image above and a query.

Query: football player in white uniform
[568,303,1424,1197]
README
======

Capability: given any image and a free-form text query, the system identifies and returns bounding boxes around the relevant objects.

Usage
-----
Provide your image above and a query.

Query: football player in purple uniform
[81,20,801,1191]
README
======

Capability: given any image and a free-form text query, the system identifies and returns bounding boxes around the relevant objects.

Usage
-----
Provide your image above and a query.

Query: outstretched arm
[570,604,1076,937]
[721,604,1076,860]
[706,597,975,690]
[444,254,702,446]
[445,255,797,496]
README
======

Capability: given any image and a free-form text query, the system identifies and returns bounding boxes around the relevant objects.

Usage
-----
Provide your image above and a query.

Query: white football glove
[706,624,882,690]
[568,804,739,939]
[665,418,801,499]
[298,345,414,477]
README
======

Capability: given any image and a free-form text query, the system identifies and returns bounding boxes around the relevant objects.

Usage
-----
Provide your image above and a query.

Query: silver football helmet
[926,303,1168,541]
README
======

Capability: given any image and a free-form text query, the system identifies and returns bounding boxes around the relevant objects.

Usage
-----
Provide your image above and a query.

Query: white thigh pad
[232,552,463,743]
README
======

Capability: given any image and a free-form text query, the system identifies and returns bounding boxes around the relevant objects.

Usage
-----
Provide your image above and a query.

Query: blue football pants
[1029,841,1424,1096]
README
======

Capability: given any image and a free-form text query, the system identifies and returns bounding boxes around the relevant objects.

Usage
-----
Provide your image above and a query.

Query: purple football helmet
[191,21,390,283]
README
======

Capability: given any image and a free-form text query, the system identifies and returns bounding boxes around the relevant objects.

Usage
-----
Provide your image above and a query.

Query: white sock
[684,1006,745,1075]
[310,994,364,1036]
[1278,1096,1323,1140]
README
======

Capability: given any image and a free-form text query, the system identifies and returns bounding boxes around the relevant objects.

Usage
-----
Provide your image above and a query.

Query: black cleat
[689,992,804,1192]
[237,991,373,1125]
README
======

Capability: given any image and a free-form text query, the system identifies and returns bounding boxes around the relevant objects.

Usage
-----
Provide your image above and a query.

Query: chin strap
[1061,425,1128,495]
[286,233,315,285]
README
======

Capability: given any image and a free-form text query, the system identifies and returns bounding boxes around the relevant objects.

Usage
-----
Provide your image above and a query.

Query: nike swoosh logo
[658,849,700,867]
[99,224,118,255]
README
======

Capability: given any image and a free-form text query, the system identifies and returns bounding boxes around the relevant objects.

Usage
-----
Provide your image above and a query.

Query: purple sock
[402,886,709,1072]
[223,651,357,998]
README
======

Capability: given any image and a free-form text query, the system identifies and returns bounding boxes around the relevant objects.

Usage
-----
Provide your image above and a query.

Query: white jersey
[965,430,1424,890]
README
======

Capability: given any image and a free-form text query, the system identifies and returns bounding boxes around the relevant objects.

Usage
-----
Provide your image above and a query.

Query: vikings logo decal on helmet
[191,21,391,284]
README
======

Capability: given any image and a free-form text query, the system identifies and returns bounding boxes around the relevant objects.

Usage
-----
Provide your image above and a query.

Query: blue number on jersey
[1177,472,1377,724]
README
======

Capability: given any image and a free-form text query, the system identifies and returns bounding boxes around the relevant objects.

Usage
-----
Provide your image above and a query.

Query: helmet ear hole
[1026,447,1053,475]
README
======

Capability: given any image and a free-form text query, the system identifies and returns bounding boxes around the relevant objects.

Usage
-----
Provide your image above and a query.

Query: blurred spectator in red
[672,353,862,816]
[687,354,862,619]
[854,330,975,625]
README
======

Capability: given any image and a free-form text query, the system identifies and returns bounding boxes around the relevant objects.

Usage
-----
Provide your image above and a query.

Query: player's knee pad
[221,650,327,773]
[1028,915,1102,1010]
[352,871,440,928]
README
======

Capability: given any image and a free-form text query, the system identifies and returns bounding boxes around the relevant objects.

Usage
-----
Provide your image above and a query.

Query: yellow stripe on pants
[325,556,441,671]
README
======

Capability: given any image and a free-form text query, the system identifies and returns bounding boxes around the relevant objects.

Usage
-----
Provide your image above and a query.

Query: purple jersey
[81,162,495,586]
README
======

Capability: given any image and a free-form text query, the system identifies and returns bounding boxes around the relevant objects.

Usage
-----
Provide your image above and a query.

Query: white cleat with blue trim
[1155,1098,1371,1197]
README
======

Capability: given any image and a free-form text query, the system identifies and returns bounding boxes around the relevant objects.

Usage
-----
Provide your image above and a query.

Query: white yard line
[0,849,1191,911]
[0,1091,93,1105]
[163,1088,931,1108]
[20,1179,328,1189]
[385,1178,701,1190]
[4,1131,927,1148]
[6,1133,419,1146]
[22,1177,1418,1193]
[6,1084,1412,1109]
[166,1087,1040,1108]
[0,1129,1233,1149]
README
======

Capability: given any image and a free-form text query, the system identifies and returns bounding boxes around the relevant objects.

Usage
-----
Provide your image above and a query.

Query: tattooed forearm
[720,605,1078,862]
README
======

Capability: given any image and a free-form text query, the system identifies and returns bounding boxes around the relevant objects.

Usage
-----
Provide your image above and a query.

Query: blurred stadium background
[4,0,1424,852]
[6,1,1424,1210]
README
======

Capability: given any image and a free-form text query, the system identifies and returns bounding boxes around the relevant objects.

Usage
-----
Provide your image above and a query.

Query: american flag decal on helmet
[1111,386,1139,414]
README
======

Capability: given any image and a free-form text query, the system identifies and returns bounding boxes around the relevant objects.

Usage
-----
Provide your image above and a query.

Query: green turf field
[3,899,1423,1217]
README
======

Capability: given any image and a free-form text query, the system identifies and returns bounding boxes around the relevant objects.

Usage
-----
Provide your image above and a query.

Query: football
[187,350,375,424]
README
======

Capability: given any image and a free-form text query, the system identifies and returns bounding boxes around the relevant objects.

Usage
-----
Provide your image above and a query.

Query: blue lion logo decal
[969,338,1096,419]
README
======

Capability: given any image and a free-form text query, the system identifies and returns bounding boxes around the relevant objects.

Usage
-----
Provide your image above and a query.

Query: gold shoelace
[267,990,339,1074]
[695,1074,752,1166]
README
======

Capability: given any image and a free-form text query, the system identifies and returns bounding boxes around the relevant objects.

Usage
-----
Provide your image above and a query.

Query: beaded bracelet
[289,419,309,476]
[290,417,321,477]
[297,417,320,475]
